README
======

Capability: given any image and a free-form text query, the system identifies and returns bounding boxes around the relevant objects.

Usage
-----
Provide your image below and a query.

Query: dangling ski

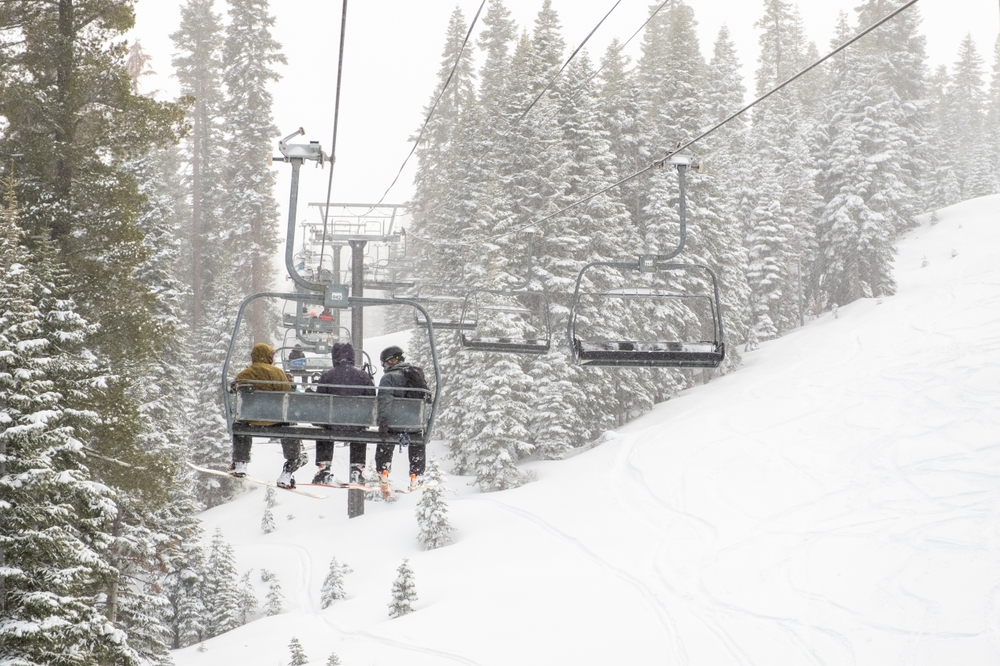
[186,462,328,499]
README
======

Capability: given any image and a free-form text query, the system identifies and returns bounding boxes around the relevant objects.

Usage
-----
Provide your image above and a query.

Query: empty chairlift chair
[568,259,725,369]
[458,289,552,354]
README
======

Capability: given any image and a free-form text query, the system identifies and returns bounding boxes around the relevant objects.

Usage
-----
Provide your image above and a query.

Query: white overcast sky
[131,0,999,214]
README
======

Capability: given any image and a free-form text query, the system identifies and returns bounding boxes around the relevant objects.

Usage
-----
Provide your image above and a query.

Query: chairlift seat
[283,313,339,333]
[414,313,477,330]
[479,305,533,315]
[283,357,330,373]
[575,339,724,368]
[461,334,551,354]
[232,388,429,444]
[364,278,416,290]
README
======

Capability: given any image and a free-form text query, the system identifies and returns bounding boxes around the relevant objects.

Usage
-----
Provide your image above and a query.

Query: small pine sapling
[261,504,275,534]
[388,558,418,618]
[237,570,257,624]
[260,568,274,582]
[416,457,454,550]
[265,576,284,616]
[265,486,277,508]
[288,637,309,666]
[320,556,352,608]
[744,325,759,352]
[326,651,342,665]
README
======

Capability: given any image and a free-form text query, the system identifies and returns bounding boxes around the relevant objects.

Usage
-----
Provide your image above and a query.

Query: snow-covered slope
[174,196,1000,666]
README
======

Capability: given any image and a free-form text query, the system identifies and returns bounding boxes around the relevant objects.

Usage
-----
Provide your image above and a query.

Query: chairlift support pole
[348,238,367,518]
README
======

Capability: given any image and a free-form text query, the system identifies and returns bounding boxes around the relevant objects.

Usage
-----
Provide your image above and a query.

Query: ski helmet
[380,345,404,364]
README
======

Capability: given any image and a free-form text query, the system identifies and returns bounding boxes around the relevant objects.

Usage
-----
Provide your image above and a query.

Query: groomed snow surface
[175,196,1000,666]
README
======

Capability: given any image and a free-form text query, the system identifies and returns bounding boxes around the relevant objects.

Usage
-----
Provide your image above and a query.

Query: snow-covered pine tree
[237,570,257,624]
[986,35,1000,190]
[163,535,208,648]
[746,0,818,335]
[26,213,183,665]
[416,458,455,550]
[637,0,741,395]
[117,53,205,662]
[924,64,964,209]
[813,9,909,307]
[704,25,752,369]
[965,137,998,197]
[942,35,987,200]
[553,49,649,439]
[812,13,867,308]
[171,0,227,330]
[288,637,308,666]
[320,557,352,608]
[421,1,521,473]
[388,559,418,618]
[265,575,284,616]
[170,0,240,507]
[447,187,535,490]
[185,292,241,506]
[597,39,648,228]
[202,528,242,636]
[261,501,275,534]
[327,652,342,665]
[220,0,285,343]
[0,170,139,666]
[854,0,931,231]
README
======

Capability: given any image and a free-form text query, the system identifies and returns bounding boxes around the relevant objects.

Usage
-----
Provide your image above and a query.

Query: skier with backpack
[376,345,429,494]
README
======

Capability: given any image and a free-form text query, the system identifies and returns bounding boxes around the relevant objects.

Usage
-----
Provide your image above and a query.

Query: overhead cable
[519,0,922,239]
[318,0,350,271]
[409,0,672,240]
[366,0,487,211]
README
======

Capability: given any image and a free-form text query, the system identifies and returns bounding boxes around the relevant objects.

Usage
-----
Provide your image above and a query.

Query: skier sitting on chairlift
[228,343,306,488]
[312,342,374,485]
[375,345,429,494]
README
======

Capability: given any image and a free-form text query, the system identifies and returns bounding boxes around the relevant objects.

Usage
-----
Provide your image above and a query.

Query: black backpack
[400,364,430,400]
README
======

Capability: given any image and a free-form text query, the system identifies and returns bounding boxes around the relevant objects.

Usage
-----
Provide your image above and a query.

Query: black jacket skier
[375,346,426,480]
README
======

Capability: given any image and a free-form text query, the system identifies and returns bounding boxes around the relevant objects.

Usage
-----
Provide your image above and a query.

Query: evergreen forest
[0,0,997,662]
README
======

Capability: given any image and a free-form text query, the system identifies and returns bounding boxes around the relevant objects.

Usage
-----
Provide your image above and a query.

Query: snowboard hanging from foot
[186,462,328,499]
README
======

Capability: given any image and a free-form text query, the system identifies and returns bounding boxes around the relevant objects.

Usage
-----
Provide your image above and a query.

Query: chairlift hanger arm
[275,130,341,299]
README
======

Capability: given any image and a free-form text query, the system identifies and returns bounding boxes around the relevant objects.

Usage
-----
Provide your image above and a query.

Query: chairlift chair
[363,259,416,291]
[568,261,725,368]
[458,288,552,354]
[566,151,726,369]
[223,292,440,445]
[402,286,478,331]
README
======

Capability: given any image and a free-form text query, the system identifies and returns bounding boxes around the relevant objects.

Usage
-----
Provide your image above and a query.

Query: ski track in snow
[314,614,485,666]
[611,432,845,666]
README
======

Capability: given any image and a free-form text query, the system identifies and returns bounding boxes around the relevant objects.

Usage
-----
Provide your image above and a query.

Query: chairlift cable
[515,0,625,123]
[364,0,487,214]
[524,0,921,235]
[414,0,920,249]
[560,0,672,108]
[367,0,635,226]
[405,0,674,243]
[317,0,350,274]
